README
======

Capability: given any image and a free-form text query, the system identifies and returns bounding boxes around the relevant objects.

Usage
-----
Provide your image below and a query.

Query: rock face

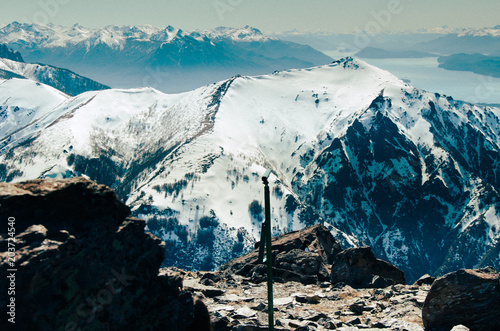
[0,43,24,62]
[219,224,342,284]
[219,224,405,289]
[422,267,500,331]
[330,246,406,288]
[0,178,204,330]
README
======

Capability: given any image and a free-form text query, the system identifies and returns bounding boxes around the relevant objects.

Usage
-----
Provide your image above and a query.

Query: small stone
[362,304,377,312]
[251,302,267,311]
[289,320,305,328]
[413,274,435,286]
[295,326,313,331]
[233,307,257,319]
[323,321,338,329]
[349,303,365,315]
[298,310,327,322]
[294,294,308,303]
[274,296,294,306]
[201,288,225,298]
[320,281,331,288]
[346,317,362,325]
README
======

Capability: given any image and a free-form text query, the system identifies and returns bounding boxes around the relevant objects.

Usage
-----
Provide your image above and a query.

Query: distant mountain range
[416,26,500,56]
[0,23,332,93]
[274,26,500,56]
[275,26,500,79]
[1,57,499,283]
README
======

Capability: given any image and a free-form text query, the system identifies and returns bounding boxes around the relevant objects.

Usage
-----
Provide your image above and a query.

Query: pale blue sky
[0,0,498,33]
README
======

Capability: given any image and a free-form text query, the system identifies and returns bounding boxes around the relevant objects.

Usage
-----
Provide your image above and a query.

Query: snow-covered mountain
[0,22,332,93]
[405,26,500,57]
[274,26,500,57]
[1,57,499,282]
[0,57,109,96]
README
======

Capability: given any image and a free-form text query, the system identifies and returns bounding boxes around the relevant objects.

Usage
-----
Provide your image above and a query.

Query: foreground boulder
[0,178,204,330]
[330,246,405,288]
[218,224,342,284]
[422,267,500,331]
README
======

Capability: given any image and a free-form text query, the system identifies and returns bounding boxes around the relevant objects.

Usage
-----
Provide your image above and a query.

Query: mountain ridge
[0,57,499,283]
[0,57,110,96]
[0,22,333,93]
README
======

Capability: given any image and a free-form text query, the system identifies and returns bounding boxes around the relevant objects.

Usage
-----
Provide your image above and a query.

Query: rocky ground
[177,268,430,330]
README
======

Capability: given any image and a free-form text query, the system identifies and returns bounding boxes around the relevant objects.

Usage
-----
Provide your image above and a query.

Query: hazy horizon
[1,0,499,34]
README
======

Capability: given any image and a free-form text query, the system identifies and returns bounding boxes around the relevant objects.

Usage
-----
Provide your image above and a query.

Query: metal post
[262,169,274,330]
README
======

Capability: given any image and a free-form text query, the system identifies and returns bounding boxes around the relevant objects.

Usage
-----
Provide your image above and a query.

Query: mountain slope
[0,43,23,62]
[0,57,109,96]
[1,58,499,282]
[0,23,332,93]
[0,78,69,162]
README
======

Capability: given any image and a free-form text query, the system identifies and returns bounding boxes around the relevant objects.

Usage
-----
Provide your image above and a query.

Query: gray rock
[450,325,470,331]
[413,274,435,286]
[422,267,500,331]
[218,224,342,285]
[346,317,362,325]
[0,178,205,331]
[349,302,365,315]
[330,246,405,288]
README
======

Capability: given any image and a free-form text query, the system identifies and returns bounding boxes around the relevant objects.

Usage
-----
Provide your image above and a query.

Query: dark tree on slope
[249,200,263,221]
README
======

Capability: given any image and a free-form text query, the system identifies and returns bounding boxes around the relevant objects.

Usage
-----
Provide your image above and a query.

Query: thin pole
[262,174,274,330]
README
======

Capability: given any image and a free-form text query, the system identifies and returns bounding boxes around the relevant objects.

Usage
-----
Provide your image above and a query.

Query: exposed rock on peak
[0,177,205,330]
[0,177,129,235]
[330,246,406,288]
[218,224,342,285]
[422,266,500,331]
[218,223,404,288]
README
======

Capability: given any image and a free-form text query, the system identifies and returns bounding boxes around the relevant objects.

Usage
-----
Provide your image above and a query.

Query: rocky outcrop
[218,224,342,284]
[422,266,500,331]
[0,178,205,330]
[330,246,405,288]
[0,43,24,62]
[413,274,435,286]
[219,224,406,289]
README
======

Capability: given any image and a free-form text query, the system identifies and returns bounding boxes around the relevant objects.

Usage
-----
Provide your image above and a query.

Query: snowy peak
[1,57,499,282]
[0,78,69,151]
[0,23,275,48]
[456,26,500,37]
[0,22,333,92]
[201,26,275,42]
